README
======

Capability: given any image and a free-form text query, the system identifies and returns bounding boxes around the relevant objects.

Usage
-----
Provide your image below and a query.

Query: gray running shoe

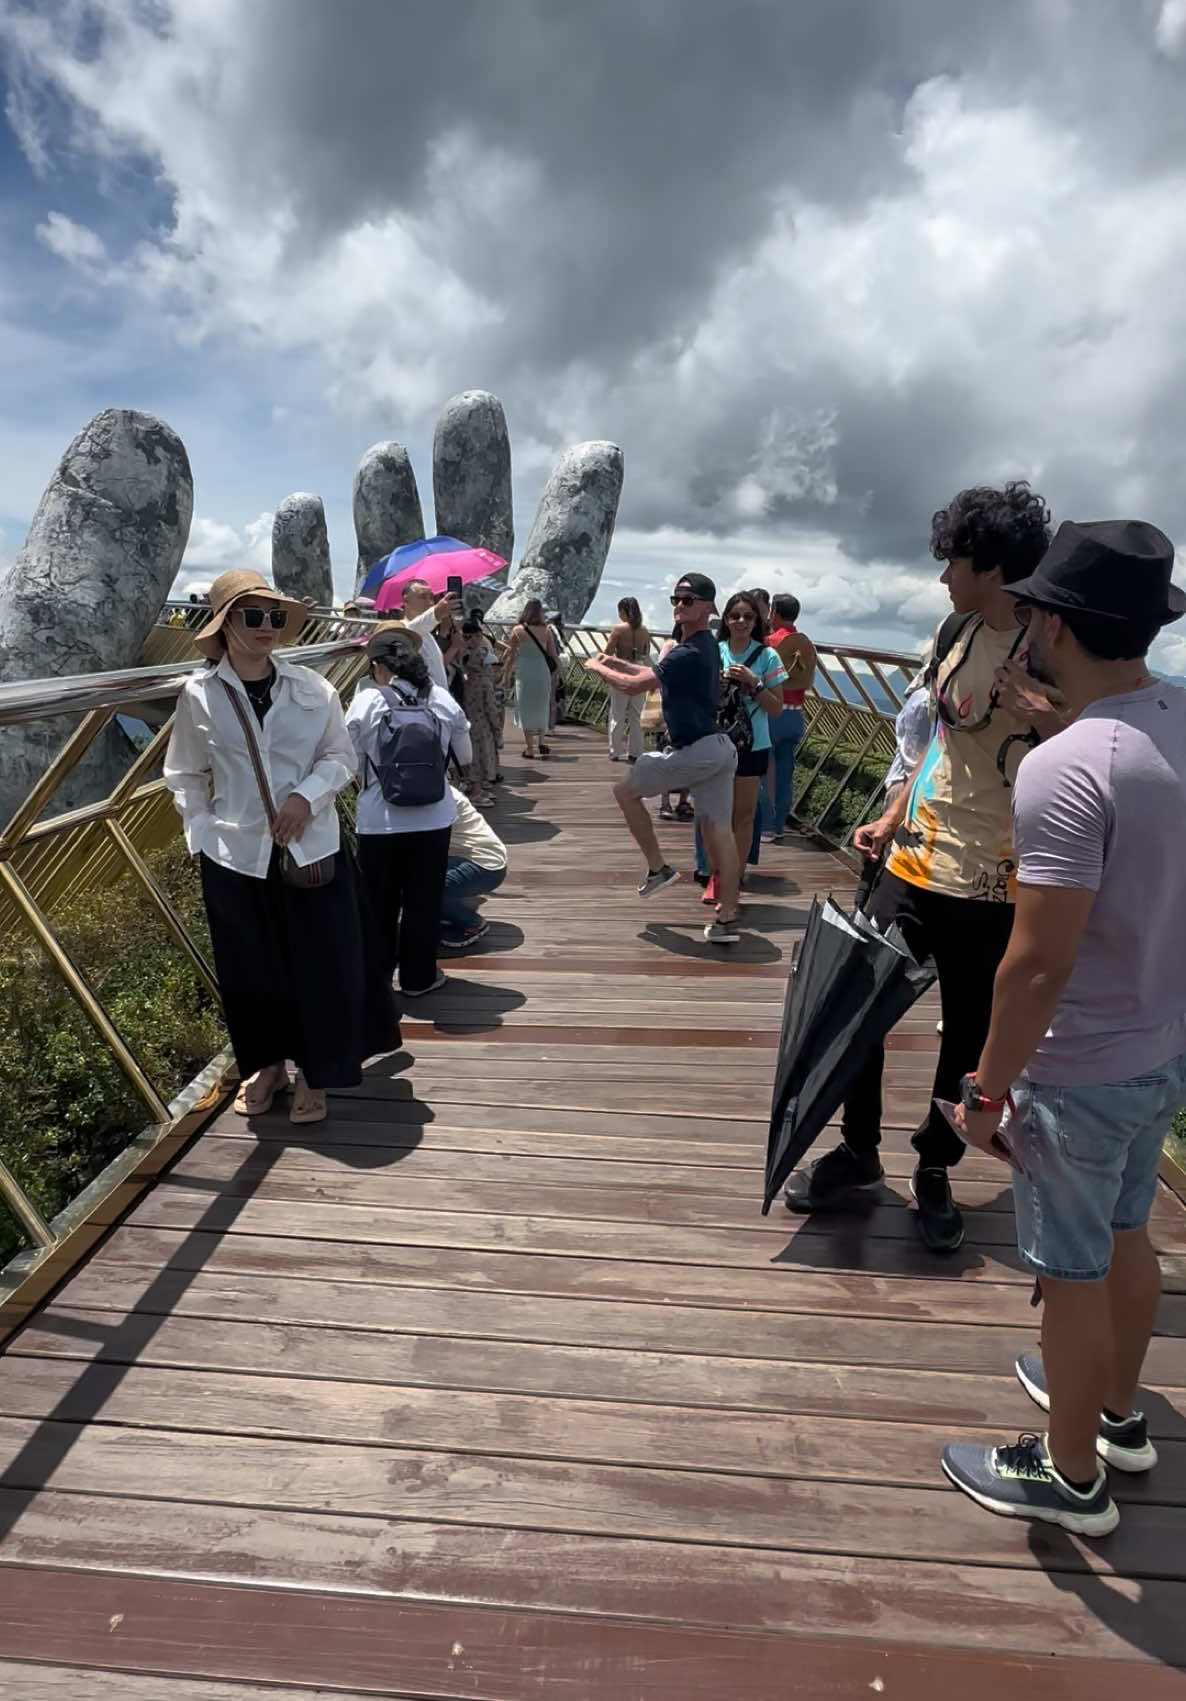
[1015,1352,1158,1472]
[638,864,680,898]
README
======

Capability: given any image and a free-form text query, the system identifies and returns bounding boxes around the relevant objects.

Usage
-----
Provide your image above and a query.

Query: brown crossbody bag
[219,679,337,889]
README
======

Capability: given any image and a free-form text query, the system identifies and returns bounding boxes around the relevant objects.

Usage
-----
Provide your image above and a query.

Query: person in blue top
[695,591,787,902]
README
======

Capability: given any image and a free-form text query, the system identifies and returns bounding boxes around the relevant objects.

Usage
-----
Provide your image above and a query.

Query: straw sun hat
[193,570,310,659]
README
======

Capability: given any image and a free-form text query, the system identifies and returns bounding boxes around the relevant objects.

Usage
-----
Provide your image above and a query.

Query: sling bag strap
[523,623,558,673]
[219,676,280,826]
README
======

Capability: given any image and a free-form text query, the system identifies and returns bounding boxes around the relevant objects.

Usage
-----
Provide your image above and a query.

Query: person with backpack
[783,481,1066,1252]
[346,624,472,997]
[693,591,787,904]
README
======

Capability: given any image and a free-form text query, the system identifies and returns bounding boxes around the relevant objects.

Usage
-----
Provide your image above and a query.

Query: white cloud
[1156,0,1186,57]
[174,511,273,591]
[35,211,106,269]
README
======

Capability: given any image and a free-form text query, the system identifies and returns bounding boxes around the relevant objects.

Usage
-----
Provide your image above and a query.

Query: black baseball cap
[672,572,717,609]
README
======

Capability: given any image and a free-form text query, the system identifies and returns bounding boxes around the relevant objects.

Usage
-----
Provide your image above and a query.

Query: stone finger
[432,389,513,613]
[272,493,333,607]
[352,441,424,591]
[0,407,192,821]
[485,440,623,626]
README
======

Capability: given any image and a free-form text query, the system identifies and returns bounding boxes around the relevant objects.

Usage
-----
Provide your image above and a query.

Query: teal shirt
[718,641,786,753]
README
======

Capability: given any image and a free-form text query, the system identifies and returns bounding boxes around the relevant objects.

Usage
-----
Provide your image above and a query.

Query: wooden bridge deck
[0,727,1184,1698]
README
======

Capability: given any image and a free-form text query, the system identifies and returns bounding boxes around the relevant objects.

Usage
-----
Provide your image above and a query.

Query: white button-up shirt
[404,607,450,689]
[164,656,356,879]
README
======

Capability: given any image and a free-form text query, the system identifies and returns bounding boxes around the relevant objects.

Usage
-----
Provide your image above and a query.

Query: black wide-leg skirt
[200,846,400,1090]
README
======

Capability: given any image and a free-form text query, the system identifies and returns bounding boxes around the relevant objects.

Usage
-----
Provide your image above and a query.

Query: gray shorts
[627,732,737,825]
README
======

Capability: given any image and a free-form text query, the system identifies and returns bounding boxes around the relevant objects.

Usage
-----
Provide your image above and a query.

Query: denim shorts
[1008,1050,1186,1281]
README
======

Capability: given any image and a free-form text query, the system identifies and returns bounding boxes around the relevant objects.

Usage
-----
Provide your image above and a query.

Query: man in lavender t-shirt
[938,519,1186,1539]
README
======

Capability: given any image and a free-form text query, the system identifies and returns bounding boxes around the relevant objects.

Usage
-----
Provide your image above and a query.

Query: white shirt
[345,680,472,835]
[405,607,449,689]
[164,656,355,878]
[449,786,508,871]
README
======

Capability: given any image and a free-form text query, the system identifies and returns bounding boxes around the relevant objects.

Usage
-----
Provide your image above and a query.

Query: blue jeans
[440,859,506,933]
[759,707,805,832]
[1008,1051,1186,1280]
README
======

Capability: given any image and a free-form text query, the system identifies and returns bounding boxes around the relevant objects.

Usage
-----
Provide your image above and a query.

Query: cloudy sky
[2,0,1186,666]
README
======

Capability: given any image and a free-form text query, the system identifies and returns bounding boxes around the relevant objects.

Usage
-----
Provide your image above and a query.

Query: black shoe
[941,1432,1118,1537]
[1015,1353,1158,1472]
[910,1164,965,1252]
[784,1142,885,1212]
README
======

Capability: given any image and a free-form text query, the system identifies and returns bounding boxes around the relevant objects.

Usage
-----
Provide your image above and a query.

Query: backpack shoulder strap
[924,611,975,686]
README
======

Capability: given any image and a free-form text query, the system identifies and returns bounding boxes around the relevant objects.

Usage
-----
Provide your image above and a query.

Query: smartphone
[447,574,464,604]
[934,1097,1026,1174]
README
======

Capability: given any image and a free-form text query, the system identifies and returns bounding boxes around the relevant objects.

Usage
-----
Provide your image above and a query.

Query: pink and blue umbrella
[361,535,506,608]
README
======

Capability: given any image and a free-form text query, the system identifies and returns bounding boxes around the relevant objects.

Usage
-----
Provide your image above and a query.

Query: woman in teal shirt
[697,591,786,900]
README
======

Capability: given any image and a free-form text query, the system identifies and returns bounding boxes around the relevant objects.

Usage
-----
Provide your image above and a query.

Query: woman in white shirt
[164,569,399,1126]
[346,624,472,997]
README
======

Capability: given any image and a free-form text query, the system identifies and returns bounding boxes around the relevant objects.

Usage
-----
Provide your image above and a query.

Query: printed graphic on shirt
[886,616,1039,902]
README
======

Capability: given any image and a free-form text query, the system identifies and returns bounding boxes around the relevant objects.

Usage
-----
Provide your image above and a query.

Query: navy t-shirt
[653,629,720,748]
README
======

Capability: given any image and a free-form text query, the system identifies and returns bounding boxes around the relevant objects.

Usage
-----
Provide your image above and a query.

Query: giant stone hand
[352,389,623,625]
[0,408,193,822]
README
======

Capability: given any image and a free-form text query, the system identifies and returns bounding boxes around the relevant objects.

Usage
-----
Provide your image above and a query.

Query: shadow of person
[640,922,783,965]
[1026,1522,1186,1669]
[768,1189,996,1279]
[401,975,528,1035]
[452,922,525,956]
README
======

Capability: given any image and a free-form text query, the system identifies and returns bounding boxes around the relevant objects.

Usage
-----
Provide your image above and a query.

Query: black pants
[356,827,452,994]
[841,871,1014,1169]
[200,848,399,1090]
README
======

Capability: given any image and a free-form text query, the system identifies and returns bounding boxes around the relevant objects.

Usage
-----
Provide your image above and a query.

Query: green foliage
[794,717,894,845]
[0,839,224,1265]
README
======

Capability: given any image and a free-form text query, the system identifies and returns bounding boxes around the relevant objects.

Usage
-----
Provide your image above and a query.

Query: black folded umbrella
[762,893,936,1213]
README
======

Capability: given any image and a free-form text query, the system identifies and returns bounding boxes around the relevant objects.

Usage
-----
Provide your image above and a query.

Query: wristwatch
[959,1074,1010,1116]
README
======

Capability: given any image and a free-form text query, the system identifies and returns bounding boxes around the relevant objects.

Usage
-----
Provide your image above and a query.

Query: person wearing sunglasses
[165,569,398,1126]
[582,572,741,943]
[784,482,1066,1253]
[941,518,1186,1537]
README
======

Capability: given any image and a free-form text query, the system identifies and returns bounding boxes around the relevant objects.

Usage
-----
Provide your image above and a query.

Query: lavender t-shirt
[1012,682,1186,1085]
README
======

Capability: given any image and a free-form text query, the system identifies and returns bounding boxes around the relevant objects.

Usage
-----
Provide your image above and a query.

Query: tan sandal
[289,1075,327,1125]
[233,1066,286,1116]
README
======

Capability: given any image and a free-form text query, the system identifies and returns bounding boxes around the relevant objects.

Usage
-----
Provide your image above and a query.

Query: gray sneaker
[1015,1352,1158,1472]
[941,1432,1118,1537]
[703,917,740,945]
[637,864,680,898]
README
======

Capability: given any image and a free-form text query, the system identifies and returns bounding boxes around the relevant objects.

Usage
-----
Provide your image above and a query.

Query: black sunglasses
[726,608,756,620]
[670,592,703,608]
[236,606,289,630]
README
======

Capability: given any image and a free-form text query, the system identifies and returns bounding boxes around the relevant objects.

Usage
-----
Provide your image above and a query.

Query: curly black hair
[930,480,1052,585]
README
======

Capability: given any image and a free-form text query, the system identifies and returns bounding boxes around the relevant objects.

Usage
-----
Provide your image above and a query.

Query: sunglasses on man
[236,606,289,630]
[670,592,706,608]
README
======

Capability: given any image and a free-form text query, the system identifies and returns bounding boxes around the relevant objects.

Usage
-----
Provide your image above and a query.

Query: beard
[1024,639,1057,688]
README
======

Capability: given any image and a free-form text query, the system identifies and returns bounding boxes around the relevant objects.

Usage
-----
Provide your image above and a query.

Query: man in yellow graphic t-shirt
[785,482,1067,1252]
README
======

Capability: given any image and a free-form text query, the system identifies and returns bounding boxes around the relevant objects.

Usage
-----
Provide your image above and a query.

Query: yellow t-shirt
[886,616,1038,903]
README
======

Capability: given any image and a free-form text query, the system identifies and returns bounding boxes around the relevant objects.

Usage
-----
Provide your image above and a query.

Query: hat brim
[367,620,424,656]
[1006,574,1186,627]
[194,587,310,658]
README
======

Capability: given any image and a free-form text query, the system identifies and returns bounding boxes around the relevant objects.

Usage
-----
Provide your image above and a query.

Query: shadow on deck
[0,728,1183,1698]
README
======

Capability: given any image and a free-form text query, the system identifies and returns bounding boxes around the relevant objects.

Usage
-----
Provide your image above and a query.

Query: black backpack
[922,611,976,695]
[365,684,448,807]
[718,642,763,754]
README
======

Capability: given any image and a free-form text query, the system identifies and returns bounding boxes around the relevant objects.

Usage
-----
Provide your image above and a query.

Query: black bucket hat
[1005,519,1184,628]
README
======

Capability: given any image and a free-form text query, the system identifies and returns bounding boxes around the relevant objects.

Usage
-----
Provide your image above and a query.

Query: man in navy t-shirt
[583,573,740,944]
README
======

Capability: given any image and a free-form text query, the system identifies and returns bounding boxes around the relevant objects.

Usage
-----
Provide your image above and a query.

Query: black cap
[1006,520,1184,628]
[673,572,717,609]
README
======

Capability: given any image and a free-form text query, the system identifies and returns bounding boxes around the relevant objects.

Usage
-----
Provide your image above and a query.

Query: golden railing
[0,619,372,1331]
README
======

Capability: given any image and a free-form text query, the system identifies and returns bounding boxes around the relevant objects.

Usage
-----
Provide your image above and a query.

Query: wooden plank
[2,1565,1185,1699]
[0,1665,366,1701]
[0,1414,1178,1581]
[1,1489,1184,1667]
[122,1188,1056,1280]
[85,1225,1107,1326]
[1,1359,1184,1536]
[35,1272,1186,1377]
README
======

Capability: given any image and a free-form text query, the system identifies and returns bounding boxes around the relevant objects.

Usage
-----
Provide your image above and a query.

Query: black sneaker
[637,864,680,898]
[1015,1352,1158,1472]
[941,1432,1119,1537]
[910,1164,965,1252]
[784,1142,885,1212]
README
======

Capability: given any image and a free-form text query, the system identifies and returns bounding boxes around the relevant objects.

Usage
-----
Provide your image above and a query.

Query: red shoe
[702,875,719,905]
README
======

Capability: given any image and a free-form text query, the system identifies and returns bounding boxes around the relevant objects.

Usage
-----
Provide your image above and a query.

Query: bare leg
[1103,1225,1161,1418]
[732,775,761,871]
[700,814,740,921]
[613,777,664,872]
[1040,1274,1113,1482]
